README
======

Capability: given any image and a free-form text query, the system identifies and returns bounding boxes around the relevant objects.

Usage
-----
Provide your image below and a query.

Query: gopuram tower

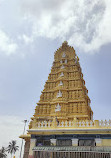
[20,42,111,158]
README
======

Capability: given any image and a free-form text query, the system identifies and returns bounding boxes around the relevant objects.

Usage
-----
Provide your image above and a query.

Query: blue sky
[0,0,111,157]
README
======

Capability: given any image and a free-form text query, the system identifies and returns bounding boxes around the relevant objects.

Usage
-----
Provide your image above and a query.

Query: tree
[0,147,7,158]
[7,140,19,158]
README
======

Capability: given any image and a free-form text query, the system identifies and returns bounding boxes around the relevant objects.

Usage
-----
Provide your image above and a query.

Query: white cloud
[18,34,34,44]
[20,0,111,53]
[0,29,18,55]
[0,0,111,54]
[0,115,29,157]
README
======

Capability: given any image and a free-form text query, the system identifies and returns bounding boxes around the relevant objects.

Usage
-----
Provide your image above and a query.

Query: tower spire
[33,42,93,121]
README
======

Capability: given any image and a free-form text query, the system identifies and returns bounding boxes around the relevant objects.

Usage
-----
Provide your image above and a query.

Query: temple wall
[101,139,111,146]
[95,138,111,146]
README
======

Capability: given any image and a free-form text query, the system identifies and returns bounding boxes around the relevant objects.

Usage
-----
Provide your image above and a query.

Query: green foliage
[0,147,7,158]
[7,140,19,158]
[0,140,19,158]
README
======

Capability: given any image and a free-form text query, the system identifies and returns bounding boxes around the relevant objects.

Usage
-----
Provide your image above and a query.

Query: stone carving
[60,60,62,64]
[38,122,40,128]
[79,121,82,127]
[65,59,67,63]
[90,121,93,127]
[44,121,47,127]
[61,121,64,127]
[99,120,111,127]
[62,52,66,58]
[61,65,65,69]
[35,119,111,129]
[82,121,85,127]
[69,121,72,127]
[41,122,43,127]
[75,57,77,63]
[55,103,61,112]
[104,120,108,126]
[65,121,68,127]
[109,120,111,126]
[48,121,51,127]
[60,72,64,77]
[56,90,62,98]
[86,121,89,127]
[59,81,63,86]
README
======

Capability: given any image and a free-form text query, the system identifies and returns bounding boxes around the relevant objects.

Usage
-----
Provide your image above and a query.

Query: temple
[20,42,111,158]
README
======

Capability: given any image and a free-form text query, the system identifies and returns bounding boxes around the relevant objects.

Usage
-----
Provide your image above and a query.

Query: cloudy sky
[0,0,111,157]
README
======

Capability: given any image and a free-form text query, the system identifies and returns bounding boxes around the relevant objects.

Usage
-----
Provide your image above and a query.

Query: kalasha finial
[62,41,68,46]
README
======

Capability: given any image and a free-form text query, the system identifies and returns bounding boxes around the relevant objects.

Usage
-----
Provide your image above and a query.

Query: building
[20,42,111,158]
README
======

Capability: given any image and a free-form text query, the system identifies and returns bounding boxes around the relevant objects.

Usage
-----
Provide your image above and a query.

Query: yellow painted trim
[19,134,31,140]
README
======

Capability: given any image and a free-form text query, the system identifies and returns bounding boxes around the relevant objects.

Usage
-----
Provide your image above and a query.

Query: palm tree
[0,147,7,158]
[7,140,19,158]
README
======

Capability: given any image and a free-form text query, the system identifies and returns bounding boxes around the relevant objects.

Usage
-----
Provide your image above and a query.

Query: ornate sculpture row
[32,120,111,129]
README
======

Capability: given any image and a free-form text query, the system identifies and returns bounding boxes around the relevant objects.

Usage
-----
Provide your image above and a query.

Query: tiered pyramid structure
[21,42,111,158]
[30,41,93,128]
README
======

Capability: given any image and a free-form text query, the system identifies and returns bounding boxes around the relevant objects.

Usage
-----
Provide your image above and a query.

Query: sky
[0,0,111,157]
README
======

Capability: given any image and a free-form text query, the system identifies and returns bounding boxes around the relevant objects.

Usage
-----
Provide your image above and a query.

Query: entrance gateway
[20,42,111,158]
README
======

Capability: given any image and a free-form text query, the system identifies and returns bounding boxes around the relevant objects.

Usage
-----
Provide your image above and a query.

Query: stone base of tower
[27,131,111,158]
[20,120,111,158]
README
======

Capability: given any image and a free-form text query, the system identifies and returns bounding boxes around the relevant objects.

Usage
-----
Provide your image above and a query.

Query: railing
[31,119,111,129]
[33,146,111,153]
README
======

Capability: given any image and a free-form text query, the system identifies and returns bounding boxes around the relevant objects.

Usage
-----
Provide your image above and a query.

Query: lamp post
[19,120,28,158]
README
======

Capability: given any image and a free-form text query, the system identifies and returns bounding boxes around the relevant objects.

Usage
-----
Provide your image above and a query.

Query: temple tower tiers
[32,41,93,125]
[20,42,111,158]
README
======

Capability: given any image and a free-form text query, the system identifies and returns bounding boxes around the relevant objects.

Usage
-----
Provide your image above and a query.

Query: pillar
[50,139,56,146]
[94,120,99,127]
[23,139,30,158]
[95,138,102,146]
[72,139,78,146]
[28,139,36,158]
